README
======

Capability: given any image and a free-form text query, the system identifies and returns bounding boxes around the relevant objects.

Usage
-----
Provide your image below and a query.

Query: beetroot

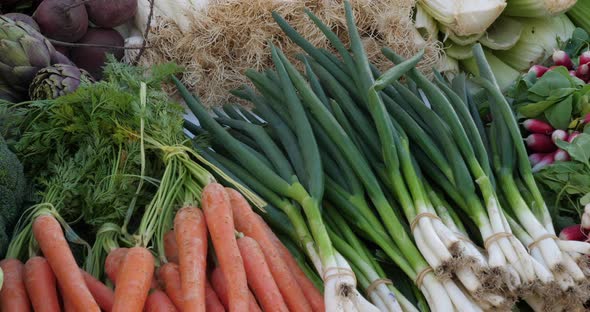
[70,28,124,80]
[3,13,41,31]
[33,0,88,42]
[85,0,137,28]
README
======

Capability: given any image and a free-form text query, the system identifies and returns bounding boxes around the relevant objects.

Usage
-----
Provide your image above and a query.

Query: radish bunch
[559,204,590,242]
[529,50,590,83]
[523,119,581,172]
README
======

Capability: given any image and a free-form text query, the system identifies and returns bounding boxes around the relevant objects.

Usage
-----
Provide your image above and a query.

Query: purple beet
[70,28,124,80]
[33,0,88,42]
[85,0,137,28]
[3,13,40,31]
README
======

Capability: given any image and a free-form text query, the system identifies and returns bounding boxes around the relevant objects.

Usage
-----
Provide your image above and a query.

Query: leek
[494,15,576,71]
[419,0,506,36]
[505,0,578,18]
[567,0,590,33]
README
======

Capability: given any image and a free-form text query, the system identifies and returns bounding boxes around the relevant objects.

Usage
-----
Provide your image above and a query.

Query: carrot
[32,214,100,312]
[111,247,155,312]
[201,183,249,311]
[58,283,75,312]
[157,263,183,310]
[271,236,325,312]
[105,247,129,284]
[237,236,288,312]
[226,188,316,312]
[81,270,114,312]
[210,267,261,312]
[24,257,60,312]
[205,280,226,312]
[144,289,178,312]
[164,230,179,264]
[106,247,158,289]
[174,206,208,312]
[0,259,30,312]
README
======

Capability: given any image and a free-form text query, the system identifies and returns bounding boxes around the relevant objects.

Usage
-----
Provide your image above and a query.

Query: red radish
[569,70,577,77]
[523,119,554,134]
[576,63,590,81]
[525,133,556,153]
[532,152,555,172]
[568,131,580,143]
[85,0,138,28]
[583,113,590,124]
[33,0,89,42]
[552,50,574,69]
[559,224,587,241]
[554,149,570,161]
[528,65,549,78]
[528,153,547,166]
[551,129,568,143]
[580,51,590,66]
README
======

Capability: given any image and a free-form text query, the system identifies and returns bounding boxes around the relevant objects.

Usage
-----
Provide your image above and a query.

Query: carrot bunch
[0,183,324,311]
[155,183,324,312]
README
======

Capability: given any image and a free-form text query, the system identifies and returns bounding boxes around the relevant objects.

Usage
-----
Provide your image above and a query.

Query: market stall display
[2,0,590,311]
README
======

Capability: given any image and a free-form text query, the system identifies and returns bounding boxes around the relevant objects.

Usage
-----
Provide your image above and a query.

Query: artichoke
[29,64,93,100]
[0,15,73,102]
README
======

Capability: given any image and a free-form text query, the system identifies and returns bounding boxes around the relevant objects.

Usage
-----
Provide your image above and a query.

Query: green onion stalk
[175,58,381,310]
[273,2,514,308]
[472,43,590,304]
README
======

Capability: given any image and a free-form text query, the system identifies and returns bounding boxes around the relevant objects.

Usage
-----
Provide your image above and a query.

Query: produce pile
[2,0,590,312]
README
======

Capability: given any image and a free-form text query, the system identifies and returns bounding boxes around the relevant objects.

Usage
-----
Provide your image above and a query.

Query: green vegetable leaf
[518,99,559,117]
[564,28,590,58]
[544,95,573,129]
[528,67,576,97]
[555,133,590,167]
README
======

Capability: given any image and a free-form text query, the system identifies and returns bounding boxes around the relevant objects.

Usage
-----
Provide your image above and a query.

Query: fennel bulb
[419,0,507,36]
[505,0,578,18]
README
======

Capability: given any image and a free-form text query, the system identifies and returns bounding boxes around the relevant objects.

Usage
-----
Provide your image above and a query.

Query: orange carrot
[164,230,179,264]
[202,183,249,311]
[24,257,59,312]
[111,247,155,312]
[105,248,129,284]
[81,270,114,312]
[174,206,207,312]
[106,247,158,290]
[226,188,315,312]
[0,259,30,312]
[144,289,178,312]
[58,283,75,312]
[210,267,261,312]
[32,214,100,312]
[237,236,288,312]
[157,263,183,310]
[205,280,225,312]
[271,234,325,312]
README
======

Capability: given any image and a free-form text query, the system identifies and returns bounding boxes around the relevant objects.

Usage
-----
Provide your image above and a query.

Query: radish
[584,113,590,124]
[559,225,587,241]
[532,152,556,172]
[70,28,124,80]
[568,131,580,143]
[523,119,554,134]
[85,0,138,28]
[552,50,574,69]
[33,0,88,42]
[582,204,590,232]
[528,65,549,78]
[576,63,590,82]
[554,149,570,162]
[569,70,577,78]
[525,133,556,153]
[528,153,547,166]
[551,129,568,143]
[580,51,590,66]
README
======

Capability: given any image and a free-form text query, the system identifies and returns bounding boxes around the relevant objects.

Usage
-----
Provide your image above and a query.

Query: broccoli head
[0,135,26,258]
